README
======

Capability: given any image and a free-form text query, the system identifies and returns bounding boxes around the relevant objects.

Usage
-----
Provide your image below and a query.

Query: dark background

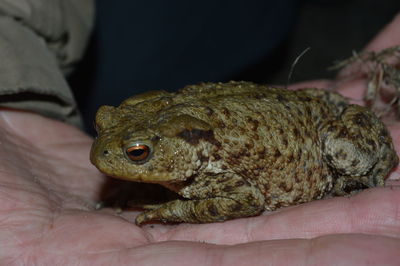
[69,0,400,134]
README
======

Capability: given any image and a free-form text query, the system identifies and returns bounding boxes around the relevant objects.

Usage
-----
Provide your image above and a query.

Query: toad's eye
[126,144,151,162]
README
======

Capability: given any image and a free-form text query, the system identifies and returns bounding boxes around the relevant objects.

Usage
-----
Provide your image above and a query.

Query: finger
[287,78,367,102]
[287,79,333,90]
[365,12,400,51]
[86,234,400,266]
[331,78,367,102]
[335,13,400,82]
[148,187,400,245]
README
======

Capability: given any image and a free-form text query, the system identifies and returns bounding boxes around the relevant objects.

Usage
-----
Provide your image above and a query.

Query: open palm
[0,96,399,265]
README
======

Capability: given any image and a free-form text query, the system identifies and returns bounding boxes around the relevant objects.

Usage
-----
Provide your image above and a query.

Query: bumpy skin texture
[90,81,398,225]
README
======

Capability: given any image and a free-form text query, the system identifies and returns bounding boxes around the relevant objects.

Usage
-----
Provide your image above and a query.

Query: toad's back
[172,83,340,209]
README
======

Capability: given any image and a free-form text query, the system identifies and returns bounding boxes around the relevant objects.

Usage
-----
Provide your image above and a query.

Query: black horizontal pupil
[129,148,145,157]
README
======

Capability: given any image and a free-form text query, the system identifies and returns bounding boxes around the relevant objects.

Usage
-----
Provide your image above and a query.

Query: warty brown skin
[90,81,398,225]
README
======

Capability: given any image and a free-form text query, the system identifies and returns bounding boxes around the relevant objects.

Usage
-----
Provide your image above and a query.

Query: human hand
[2,13,400,266]
[0,110,398,265]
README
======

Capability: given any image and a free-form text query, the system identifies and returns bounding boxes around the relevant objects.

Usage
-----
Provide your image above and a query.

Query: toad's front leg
[135,173,265,225]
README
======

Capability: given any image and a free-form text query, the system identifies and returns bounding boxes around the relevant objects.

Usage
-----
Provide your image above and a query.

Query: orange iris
[126,144,150,161]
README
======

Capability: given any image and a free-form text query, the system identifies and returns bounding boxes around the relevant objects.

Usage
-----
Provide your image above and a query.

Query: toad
[90,81,398,225]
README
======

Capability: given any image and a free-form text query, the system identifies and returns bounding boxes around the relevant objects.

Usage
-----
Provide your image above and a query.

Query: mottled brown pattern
[205,107,214,116]
[177,129,221,147]
[293,128,300,138]
[90,81,398,225]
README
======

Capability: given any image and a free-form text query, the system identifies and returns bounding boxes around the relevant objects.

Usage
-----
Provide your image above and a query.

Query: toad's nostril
[103,150,109,156]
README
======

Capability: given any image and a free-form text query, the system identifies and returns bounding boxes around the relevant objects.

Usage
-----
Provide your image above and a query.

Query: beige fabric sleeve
[0,0,94,127]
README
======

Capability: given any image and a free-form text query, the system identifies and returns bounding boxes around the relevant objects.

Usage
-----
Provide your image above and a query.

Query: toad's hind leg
[135,197,261,225]
[321,104,398,195]
[135,173,266,225]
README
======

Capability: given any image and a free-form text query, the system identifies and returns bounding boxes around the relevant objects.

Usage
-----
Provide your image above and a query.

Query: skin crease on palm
[0,15,400,266]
